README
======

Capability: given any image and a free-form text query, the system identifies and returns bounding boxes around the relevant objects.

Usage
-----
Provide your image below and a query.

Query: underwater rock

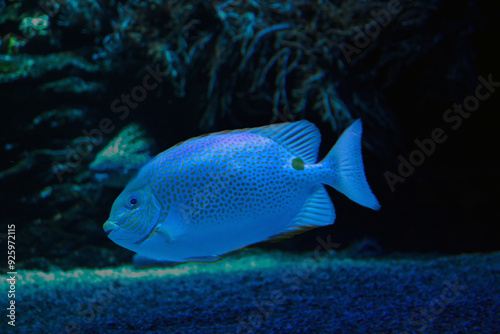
[0,52,99,84]
[38,76,105,96]
[90,123,154,188]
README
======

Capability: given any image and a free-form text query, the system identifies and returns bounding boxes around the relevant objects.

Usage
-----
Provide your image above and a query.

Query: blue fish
[103,120,380,265]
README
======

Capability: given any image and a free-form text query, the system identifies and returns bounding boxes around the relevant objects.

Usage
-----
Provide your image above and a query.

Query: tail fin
[322,119,381,210]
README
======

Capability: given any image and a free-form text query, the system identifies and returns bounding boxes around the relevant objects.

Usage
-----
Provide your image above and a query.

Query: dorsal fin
[246,121,321,164]
[164,121,321,164]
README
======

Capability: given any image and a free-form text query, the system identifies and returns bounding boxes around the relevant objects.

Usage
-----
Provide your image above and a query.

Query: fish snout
[103,220,119,236]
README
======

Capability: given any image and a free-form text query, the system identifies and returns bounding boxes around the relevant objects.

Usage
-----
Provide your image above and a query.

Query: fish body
[103,120,380,264]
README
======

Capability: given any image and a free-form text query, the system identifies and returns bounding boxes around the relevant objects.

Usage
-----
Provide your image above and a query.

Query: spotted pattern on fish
[103,120,380,263]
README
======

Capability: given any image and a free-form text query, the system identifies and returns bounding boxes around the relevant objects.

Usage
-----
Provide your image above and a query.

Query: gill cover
[104,173,162,246]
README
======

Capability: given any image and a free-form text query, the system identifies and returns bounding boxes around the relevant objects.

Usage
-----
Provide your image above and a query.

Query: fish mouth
[103,220,119,236]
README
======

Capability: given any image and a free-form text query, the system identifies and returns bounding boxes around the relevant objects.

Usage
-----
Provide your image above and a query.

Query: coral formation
[90,123,154,187]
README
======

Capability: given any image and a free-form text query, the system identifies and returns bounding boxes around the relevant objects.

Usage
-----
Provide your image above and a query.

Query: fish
[103,119,380,266]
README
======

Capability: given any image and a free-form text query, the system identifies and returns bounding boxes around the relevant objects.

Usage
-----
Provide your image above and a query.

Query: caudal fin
[322,119,381,210]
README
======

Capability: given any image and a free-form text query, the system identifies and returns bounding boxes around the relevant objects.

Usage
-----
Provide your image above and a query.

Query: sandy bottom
[3,248,499,333]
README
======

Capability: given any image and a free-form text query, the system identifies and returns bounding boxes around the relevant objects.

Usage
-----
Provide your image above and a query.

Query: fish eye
[126,194,140,209]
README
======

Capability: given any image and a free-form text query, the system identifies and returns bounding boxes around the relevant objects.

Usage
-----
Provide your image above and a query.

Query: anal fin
[257,186,336,245]
[290,185,335,229]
